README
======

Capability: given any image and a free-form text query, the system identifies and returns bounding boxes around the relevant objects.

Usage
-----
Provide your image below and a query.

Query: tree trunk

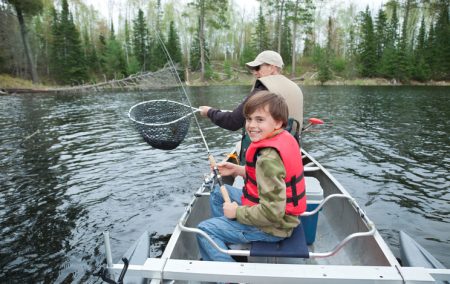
[199,1,206,82]
[15,6,38,83]
[291,0,300,78]
[277,0,285,53]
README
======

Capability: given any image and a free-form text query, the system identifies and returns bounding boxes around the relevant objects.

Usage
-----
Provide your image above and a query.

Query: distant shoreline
[1,73,449,95]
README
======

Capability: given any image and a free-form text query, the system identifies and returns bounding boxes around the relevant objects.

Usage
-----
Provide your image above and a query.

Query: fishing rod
[154,31,231,203]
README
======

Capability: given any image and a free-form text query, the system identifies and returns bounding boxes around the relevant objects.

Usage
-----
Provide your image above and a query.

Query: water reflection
[0,86,449,283]
[1,94,82,282]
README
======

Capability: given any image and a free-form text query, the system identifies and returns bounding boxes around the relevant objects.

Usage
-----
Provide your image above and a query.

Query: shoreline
[1,74,449,95]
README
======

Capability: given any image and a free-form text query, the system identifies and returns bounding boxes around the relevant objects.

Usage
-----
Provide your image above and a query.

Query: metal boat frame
[102,149,450,283]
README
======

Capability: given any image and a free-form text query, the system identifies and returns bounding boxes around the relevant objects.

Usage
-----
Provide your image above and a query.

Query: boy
[197,91,306,262]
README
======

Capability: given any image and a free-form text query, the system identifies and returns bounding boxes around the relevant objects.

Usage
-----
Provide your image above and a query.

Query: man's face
[251,64,277,78]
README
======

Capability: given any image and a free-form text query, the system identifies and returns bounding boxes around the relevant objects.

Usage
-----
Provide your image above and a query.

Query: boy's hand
[223,202,238,219]
[217,161,236,177]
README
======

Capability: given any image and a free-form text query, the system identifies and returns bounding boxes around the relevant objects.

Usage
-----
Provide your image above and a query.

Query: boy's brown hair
[243,91,289,127]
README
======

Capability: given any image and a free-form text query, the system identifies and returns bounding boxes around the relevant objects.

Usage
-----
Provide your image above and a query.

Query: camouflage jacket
[236,147,300,238]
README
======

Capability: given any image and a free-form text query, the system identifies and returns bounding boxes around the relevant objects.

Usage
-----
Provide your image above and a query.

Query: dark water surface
[0,86,449,282]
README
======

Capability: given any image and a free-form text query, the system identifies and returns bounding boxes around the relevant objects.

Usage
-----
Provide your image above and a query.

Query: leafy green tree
[188,0,228,82]
[265,0,287,52]
[6,0,43,83]
[344,23,359,79]
[190,18,210,71]
[286,0,314,77]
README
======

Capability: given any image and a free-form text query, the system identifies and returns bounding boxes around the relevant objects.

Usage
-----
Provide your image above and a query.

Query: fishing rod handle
[208,154,231,203]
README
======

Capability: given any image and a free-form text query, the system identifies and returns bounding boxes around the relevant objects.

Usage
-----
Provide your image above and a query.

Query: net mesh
[129,100,195,150]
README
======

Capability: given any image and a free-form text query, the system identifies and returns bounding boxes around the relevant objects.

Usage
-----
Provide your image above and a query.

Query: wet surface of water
[0,85,449,282]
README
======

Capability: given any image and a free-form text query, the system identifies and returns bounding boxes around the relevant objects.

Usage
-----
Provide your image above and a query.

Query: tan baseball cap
[246,50,284,68]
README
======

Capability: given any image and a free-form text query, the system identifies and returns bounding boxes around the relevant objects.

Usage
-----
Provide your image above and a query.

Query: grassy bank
[0,74,50,89]
[1,72,448,93]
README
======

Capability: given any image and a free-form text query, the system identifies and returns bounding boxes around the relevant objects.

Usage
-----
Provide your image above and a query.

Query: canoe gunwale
[102,149,450,283]
[176,192,378,258]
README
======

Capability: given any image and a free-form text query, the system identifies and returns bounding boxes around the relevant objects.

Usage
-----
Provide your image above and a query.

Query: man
[199,50,304,161]
[200,50,304,129]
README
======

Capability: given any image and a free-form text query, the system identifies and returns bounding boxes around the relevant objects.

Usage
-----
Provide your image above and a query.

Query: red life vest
[242,130,306,216]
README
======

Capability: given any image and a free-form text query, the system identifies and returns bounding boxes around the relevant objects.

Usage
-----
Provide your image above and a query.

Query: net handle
[128,99,200,127]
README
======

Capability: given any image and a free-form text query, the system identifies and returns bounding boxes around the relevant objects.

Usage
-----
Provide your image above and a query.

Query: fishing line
[154,31,211,154]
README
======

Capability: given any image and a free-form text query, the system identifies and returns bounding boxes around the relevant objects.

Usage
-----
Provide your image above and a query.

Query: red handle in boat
[309,118,324,125]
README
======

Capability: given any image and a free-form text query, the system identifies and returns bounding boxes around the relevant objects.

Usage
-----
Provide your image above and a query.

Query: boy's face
[245,105,283,142]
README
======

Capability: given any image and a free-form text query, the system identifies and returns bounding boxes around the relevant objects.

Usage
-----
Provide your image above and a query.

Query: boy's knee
[198,219,212,232]
[209,186,222,202]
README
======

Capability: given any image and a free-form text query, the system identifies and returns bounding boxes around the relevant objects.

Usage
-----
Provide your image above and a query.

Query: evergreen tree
[49,0,87,85]
[424,24,437,78]
[374,8,388,62]
[395,0,415,82]
[97,34,107,74]
[150,32,167,71]
[358,7,377,77]
[132,9,150,71]
[49,6,62,81]
[103,22,127,79]
[149,0,167,72]
[167,21,182,64]
[280,6,292,67]
[433,1,450,80]
[82,28,100,78]
[378,1,399,79]
[252,4,270,53]
[240,43,257,67]
[412,16,431,81]
[318,17,334,84]
[166,21,184,79]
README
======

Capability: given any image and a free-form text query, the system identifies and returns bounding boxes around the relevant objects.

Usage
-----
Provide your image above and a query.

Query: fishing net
[128,99,198,150]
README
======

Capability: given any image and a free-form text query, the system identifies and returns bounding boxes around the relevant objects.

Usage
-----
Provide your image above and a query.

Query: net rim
[128,99,199,126]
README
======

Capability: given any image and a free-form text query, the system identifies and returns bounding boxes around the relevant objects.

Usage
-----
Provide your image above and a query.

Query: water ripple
[1,87,449,282]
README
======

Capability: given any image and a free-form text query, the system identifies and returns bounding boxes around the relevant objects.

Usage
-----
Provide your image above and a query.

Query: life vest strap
[242,184,306,205]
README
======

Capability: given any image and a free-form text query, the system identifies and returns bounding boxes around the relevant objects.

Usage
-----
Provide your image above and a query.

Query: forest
[0,0,449,87]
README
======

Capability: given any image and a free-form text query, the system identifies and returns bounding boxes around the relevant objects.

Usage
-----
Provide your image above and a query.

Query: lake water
[0,85,449,282]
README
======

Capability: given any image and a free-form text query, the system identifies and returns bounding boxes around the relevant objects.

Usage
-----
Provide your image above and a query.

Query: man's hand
[199,106,211,117]
[223,202,238,219]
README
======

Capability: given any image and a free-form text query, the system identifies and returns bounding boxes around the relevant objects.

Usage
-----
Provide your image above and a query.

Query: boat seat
[250,222,309,258]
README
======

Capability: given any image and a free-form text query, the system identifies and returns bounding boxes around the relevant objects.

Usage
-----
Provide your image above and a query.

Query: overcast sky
[86,0,386,21]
